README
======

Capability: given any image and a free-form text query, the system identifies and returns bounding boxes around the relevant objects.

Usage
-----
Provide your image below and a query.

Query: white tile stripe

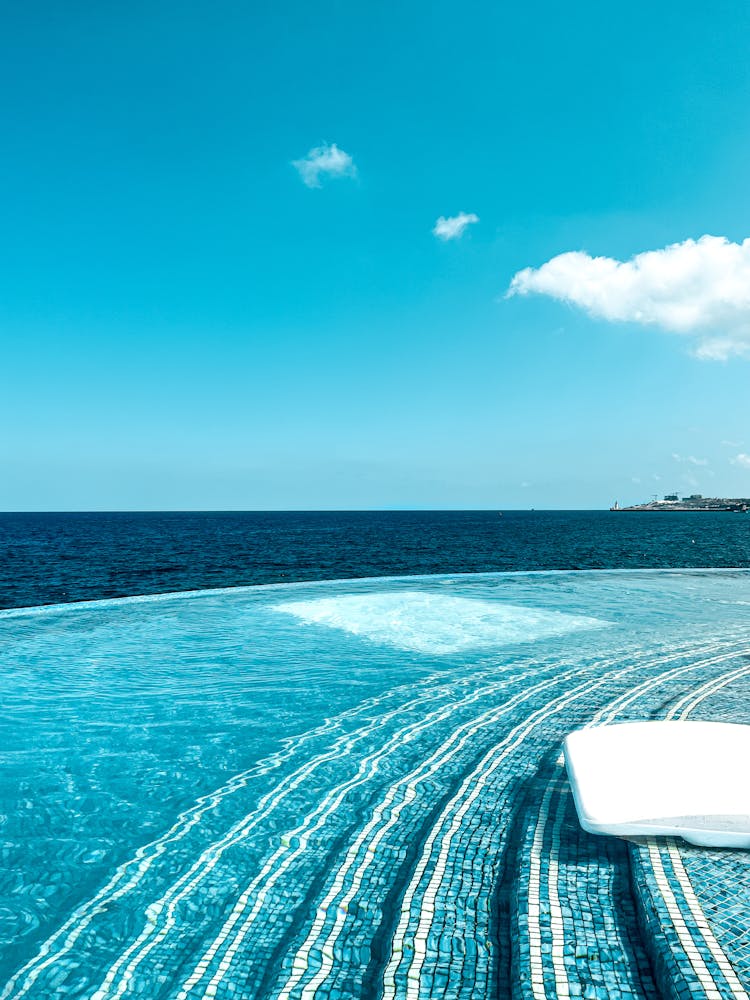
[544,784,571,999]
[274,663,589,1000]
[647,843,726,998]
[376,651,654,1000]
[2,719,333,1000]
[668,658,750,720]
[2,664,469,1000]
[90,668,527,1000]
[174,665,545,1000]
[384,641,723,1000]
[378,644,672,1000]
[274,642,683,999]
[665,843,748,1000]
[91,686,516,1000]
[272,644,699,1000]
[526,778,569,999]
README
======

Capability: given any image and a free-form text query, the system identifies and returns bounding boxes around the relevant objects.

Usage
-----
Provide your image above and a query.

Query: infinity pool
[2,570,750,1000]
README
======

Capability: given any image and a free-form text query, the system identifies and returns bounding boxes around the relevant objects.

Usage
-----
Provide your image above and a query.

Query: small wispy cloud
[292,142,356,188]
[731,453,750,469]
[433,212,479,241]
[722,439,743,448]
[507,235,750,360]
[672,453,708,466]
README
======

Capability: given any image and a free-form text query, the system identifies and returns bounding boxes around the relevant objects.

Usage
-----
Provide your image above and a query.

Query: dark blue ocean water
[2,509,750,610]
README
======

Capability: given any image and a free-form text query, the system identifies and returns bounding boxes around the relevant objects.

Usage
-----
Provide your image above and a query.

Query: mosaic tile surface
[1,570,750,999]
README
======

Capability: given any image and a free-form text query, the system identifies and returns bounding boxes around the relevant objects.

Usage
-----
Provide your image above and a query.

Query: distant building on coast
[611,494,749,512]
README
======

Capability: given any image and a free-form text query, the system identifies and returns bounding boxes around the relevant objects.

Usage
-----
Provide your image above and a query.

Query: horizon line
[0,506,613,514]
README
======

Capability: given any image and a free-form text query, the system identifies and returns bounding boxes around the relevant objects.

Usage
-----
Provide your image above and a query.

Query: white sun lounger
[564,720,750,848]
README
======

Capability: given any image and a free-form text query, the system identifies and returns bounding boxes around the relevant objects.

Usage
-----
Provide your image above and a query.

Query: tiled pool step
[509,764,658,1000]
[679,846,750,992]
[509,772,750,1000]
[630,839,750,1000]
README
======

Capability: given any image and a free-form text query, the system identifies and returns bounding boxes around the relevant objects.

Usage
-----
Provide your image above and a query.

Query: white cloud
[731,453,750,469]
[672,453,708,466]
[722,440,743,448]
[433,212,479,241]
[292,142,356,188]
[507,235,750,360]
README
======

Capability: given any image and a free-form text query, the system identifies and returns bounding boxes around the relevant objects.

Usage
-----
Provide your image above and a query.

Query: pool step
[508,762,659,1000]
[629,838,750,1000]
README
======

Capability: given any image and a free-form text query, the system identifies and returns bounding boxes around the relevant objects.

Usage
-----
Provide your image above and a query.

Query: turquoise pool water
[2,570,750,999]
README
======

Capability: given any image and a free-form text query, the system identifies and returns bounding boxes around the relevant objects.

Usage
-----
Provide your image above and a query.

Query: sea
[1,509,750,609]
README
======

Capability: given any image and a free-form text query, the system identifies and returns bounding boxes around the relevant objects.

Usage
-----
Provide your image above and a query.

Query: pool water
[2,570,750,1000]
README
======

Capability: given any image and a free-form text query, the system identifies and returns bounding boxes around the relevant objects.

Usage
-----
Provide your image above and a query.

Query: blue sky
[3,0,750,510]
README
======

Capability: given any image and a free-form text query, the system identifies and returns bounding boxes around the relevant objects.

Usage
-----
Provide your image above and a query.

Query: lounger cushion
[564,720,750,847]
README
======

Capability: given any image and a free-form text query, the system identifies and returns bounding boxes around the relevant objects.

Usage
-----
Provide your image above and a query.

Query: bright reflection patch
[274,591,608,654]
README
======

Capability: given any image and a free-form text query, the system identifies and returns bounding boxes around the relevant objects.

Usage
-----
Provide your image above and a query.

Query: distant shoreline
[612,497,749,513]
